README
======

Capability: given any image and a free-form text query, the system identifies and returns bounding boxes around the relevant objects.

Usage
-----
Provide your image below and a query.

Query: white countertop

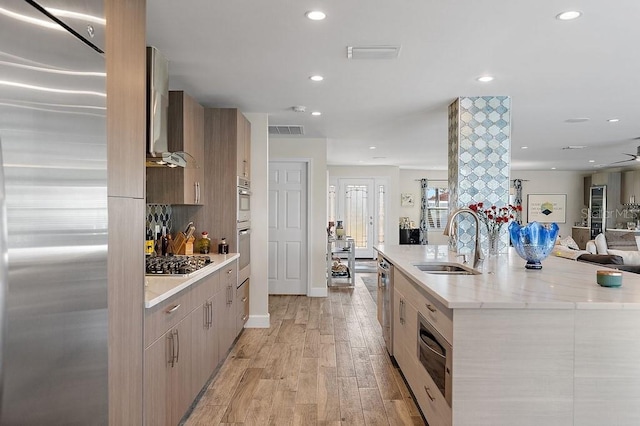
[144,253,239,308]
[374,244,640,310]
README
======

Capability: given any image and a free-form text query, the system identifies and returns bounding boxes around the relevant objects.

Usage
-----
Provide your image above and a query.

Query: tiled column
[448,96,511,253]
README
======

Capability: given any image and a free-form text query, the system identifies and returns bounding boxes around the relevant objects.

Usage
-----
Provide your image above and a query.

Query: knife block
[177,236,195,255]
[173,233,186,254]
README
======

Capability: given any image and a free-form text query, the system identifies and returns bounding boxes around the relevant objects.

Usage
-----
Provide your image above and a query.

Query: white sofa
[587,233,640,266]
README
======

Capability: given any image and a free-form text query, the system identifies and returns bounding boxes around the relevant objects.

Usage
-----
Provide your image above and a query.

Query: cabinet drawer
[191,270,220,305]
[236,278,249,329]
[222,262,238,291]
[396,269,453,344]
[397,342,452,426]
[145,289,193,348]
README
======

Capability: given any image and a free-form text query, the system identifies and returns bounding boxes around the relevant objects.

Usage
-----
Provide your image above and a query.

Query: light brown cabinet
[147,91,204,205]
[621,170,640,205]
[203,108,251,252]
[236,114,251,179]
[572,227,590,250]
[143,315,192,426]
[217,263,238,360]
[190,271,220,398]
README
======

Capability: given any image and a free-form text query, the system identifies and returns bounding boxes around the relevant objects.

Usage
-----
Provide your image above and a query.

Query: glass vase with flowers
[469,202,522,256]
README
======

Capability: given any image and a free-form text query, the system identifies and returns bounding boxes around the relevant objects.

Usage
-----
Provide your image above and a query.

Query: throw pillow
[594,233,608,254]
[557,235,580,250]
[607,249,640,266]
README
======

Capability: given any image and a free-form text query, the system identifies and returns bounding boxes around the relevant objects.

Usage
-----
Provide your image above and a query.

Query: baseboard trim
[308,287,328,297]
[245,314,270,328]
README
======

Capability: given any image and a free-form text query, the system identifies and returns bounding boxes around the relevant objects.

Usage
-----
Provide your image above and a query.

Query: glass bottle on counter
[200,231,210,254]
[218,237,228,254]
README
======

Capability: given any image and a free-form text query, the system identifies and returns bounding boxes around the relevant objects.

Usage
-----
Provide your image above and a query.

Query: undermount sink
[414,262,480,275]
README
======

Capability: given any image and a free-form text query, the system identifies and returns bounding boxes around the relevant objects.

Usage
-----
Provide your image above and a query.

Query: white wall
[398,169,449,244]
[245,113,270,327]
[395,169,584,243]
[328,166,401,246]
[270,138,328,297]
[513,170,584,238]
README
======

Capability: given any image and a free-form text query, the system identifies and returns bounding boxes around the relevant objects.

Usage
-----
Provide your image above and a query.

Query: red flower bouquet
[468,202,522,234]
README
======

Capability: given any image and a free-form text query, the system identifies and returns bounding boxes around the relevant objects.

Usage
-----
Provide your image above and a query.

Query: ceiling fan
[610,146,640,164]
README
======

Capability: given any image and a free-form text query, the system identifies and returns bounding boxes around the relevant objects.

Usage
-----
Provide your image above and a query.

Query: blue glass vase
[508,221,559,269]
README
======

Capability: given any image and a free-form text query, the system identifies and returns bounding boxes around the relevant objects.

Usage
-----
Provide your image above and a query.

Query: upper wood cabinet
[146,91,204,205]
[621,170,640,204]
[237,114,251,179]
[203,108,251,251]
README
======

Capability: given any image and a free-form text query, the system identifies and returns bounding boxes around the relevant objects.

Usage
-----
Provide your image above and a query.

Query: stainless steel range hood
[146,46,186,168]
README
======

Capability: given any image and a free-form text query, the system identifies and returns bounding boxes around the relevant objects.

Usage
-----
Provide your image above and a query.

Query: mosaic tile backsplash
[146,204,173,237]
[448,96,511,253]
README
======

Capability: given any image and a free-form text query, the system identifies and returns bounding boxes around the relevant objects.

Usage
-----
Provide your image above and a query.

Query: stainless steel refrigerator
[0,0,107,424]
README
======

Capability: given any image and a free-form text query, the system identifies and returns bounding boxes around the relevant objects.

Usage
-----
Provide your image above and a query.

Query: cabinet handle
[166,304,181,314]
[242,314,248,322]
[399,299,405,325]
[194,182,198,204]
[424,386,436,402]
[168,333,175,367]
[228,285,233,305]
[208,301,213,328]
[227,269,233,274]
[203,303,208,328]
[426,304,437,313]
[174,329,180,363]
[241,297,248,303]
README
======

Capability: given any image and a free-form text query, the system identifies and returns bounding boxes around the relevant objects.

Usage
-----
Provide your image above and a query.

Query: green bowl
[597,270,622,287]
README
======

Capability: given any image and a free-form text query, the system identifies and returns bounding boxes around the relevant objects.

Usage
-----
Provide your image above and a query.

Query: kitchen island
[376,244,640,426]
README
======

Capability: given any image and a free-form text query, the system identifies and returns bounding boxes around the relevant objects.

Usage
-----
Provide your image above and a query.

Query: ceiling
[146,0,640,172]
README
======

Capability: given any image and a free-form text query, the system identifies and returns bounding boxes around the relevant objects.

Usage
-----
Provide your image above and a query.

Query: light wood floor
[183,274,426,425]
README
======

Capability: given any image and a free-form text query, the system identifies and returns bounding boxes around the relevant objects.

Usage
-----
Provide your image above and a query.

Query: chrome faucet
[443,208,484,269]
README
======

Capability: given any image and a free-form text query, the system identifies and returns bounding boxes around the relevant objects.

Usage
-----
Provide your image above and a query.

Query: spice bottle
[218,237,228,254]
[145,229,154,256]
[200,232,211,254]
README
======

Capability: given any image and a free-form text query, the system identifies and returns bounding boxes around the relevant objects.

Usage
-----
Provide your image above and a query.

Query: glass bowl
[508,221,560,269]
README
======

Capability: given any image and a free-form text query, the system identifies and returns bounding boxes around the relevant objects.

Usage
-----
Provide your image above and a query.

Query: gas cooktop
[145,255,212,276]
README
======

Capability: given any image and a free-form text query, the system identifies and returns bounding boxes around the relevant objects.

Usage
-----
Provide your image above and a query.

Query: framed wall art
[527,194,566,223]
[401,193,415,207]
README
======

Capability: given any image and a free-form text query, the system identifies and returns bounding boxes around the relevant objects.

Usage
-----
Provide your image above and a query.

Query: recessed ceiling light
[311,111,321,116]
[521,146,528,149]
[358,160,365,163]
[369,146,376,150]
[562,145,587,150]
[551,167,557,170]
[305,11,326,20]
[556,10,582,21]
[477,75,494,83]
[588,160,595,163]
[608,118,620,123]
[309,75,323,82]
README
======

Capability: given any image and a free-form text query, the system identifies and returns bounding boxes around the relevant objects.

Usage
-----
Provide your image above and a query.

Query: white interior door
[268,161,308,295]
[338,178,375,258]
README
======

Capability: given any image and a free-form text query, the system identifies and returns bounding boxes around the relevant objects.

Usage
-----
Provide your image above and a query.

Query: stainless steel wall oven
[237,177,251,227]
